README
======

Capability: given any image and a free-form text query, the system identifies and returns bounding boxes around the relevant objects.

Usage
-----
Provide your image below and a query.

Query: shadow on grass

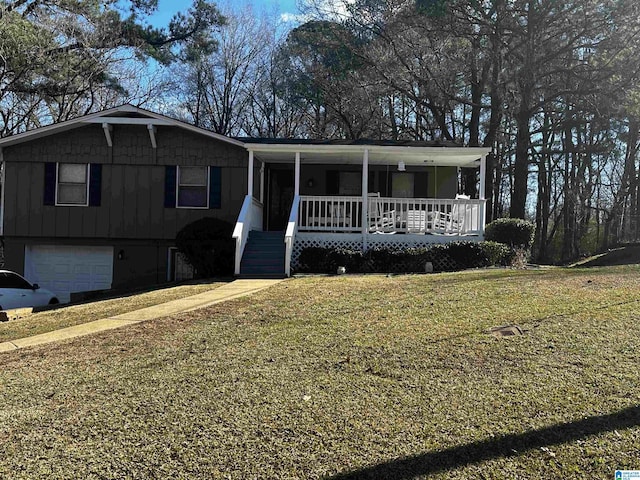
[329,405,640,479]
[33,277,233,313]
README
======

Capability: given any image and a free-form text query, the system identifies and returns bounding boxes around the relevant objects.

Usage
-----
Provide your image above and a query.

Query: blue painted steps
[239,230,286,278]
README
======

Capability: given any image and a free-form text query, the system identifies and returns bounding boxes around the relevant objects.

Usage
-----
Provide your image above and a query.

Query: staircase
[239,231,286,278]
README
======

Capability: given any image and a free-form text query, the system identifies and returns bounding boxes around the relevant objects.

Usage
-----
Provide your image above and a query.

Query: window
[57,163,88,206]
[392,172,415,198]
[0,272,33,289]
[177,166,209,208]
[338,172,361,195]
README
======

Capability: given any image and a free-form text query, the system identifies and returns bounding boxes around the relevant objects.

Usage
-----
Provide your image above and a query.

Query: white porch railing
[284,195,300,277]
[297,196,486,235]
[298,195,363,232]
[232,195,264,275]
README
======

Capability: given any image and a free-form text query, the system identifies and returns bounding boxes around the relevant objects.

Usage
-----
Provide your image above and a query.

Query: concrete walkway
[0,279,283,353]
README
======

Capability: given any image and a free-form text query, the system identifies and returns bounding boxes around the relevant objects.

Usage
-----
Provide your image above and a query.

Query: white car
[0,270,59,311]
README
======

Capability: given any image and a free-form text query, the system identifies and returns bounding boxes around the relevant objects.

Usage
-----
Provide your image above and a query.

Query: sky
[147,0,301,27]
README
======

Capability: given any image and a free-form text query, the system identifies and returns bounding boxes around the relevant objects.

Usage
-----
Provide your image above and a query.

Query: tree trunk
[511,107,531,219]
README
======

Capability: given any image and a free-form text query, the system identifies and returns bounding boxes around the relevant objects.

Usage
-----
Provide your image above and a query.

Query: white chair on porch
[406,210,428,233]
[433,194,470,234]
[368,193,396,232]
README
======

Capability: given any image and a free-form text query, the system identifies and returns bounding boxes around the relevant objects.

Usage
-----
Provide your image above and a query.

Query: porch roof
[240,139,489,167]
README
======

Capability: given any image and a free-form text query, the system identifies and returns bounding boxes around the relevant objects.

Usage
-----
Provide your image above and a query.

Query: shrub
[329,248,365,273]
[296,241,510,274]
[485,218,535,249]
[297,247,333,273]
[175,217,235,277]
[480,241,514,266]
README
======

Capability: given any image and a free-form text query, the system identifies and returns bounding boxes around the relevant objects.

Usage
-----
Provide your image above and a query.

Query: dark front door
[267,167,294,231]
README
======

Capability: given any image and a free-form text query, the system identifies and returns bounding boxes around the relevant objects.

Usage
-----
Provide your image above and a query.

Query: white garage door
[24,245,114,303]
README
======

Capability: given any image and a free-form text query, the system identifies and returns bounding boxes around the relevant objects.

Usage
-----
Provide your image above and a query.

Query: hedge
[485,218,535,249]
[296,241,513,274]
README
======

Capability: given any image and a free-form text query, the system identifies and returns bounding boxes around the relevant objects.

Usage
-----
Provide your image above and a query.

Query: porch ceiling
[246,144,490,167]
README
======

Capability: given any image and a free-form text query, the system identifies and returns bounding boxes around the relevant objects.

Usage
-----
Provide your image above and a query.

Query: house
[0,105,490,303]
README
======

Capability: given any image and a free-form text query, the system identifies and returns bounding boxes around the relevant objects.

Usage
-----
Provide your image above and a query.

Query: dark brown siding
[3,124,248,240]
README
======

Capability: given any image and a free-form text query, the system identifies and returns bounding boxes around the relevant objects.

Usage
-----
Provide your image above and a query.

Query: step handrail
[232,195,254,275]
[284,195,300,277]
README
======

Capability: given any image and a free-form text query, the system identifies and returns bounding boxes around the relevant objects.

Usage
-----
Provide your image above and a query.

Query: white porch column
[247,150,254,197]
[479,154,487,200]
[361,149,369,248]
[479,154,487,234]
[259,163,265,204]
[294,151,300,196]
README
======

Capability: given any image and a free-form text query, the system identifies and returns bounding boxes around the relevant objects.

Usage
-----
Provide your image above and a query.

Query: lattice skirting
[292,232,482,270]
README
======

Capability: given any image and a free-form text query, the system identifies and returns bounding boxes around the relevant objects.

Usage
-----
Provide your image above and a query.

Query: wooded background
[3,0,640,263]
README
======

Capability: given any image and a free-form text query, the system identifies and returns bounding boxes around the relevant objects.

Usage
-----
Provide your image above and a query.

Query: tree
[0,0,224,135]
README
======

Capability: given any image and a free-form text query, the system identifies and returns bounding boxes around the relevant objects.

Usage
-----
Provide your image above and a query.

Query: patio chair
[432,194,470,234]
[406,209,428,233]
[368,195,396,232]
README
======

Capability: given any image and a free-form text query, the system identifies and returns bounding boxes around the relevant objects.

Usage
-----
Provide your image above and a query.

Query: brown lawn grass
[0,281,224,343]
[0,267,639,479]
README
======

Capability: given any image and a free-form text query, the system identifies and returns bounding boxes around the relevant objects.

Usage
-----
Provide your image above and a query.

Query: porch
[232,140,491,276]
[297,195,484,235]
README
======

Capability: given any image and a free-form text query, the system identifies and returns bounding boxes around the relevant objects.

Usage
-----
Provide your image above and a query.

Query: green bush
[329,248,365,273]
[485,218,535,249]
[175,217,235,277]
[480,241,514,266]
[295,241,511,274]
[297,247,333,273]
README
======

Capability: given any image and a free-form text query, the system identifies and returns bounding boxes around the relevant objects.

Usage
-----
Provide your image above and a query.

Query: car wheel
[48,298,59,305]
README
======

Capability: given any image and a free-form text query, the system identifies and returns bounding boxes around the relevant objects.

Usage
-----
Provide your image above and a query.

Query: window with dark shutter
[209,166,221,209]
[57,163,88,206]
[164,165,177,208]
[43,163,56,206]
[89,164,102,206]
[177,166,208,208]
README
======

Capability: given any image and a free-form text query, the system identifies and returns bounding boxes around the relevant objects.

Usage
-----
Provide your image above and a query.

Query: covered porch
[233,140,491,276]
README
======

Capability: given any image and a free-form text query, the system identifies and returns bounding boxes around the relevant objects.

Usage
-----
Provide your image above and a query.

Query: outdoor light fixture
[306,178,315,188]
[397,161,406,172]
[118,249,125,260]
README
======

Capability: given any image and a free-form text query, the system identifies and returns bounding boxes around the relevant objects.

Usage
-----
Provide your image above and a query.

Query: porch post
[259,162,265,204]
[247,150,254,197]
[479,154,486,200]
[294,151,300,196]
[479,154,487,234]
[361,148,369,249]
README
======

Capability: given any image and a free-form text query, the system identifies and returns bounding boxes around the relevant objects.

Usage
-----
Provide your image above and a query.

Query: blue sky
[147,0,300,26]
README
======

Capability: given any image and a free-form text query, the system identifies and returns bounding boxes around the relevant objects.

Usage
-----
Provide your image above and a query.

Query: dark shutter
[88,164,102,206]
[209,166,221,209]
[164,165,177,208]
[326,170,339,195]
[43,163,56,205]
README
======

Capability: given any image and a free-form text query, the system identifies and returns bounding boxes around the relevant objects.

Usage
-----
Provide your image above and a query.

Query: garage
[24,245,114,303]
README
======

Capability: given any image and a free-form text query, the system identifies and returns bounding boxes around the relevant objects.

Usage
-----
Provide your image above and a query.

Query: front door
[267,167,294,231]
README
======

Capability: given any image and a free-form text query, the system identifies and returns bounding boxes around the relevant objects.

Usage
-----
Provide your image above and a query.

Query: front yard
[0,281,225,343]
[0,267,639,478]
